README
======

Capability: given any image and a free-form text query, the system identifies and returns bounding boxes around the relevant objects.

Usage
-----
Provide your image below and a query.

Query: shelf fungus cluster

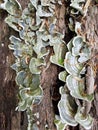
[0,0,66,129]
[0,0,94,130]
[57,1,94,129]
[58,35,94,129]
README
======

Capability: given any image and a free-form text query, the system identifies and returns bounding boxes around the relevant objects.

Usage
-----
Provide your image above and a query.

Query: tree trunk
[0,1,29,130]
[0,1,98,130]
[0,11,21,130]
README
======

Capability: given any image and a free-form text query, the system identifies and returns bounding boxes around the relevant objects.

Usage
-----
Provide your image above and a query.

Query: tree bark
[0,1,98,130]
[0,1,29,130]
[80,3,98,130]
[32,2,66,129]
[0,11,22,130]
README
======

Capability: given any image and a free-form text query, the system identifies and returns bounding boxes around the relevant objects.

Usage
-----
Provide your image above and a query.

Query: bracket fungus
[54,115,67,130]
[66,75,94,101]
[1,0,94,129]
[0,0,22,16]
[75,107,93,129]
[58,87,78,126]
